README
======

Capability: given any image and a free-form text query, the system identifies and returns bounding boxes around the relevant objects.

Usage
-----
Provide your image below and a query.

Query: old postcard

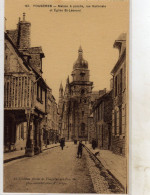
[4,0,129,193]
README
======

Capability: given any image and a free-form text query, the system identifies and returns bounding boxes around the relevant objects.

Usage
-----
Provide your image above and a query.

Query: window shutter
[122,104,126,135]
[116,107,119,135]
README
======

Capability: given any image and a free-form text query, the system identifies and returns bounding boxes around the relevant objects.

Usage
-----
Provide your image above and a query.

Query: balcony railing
[4,75,35,109]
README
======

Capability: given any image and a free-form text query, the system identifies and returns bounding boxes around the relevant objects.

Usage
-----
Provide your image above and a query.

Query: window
[115,76,117,96]
[37,84,43,103]
[82,111,84,117]
[120,69,123,93]
[40,87,42,101]
[80,71,85,80]
[114,110,117,135]
[37,84,39,99]
[81,89,85,95]
[102,125,104,147]
[98,106,100,120]
[81,123,85,135]
[119,106,122,135]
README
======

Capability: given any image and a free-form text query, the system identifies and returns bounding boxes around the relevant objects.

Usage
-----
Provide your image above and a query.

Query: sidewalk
[4,149,25,162]
[85,143,127,189]
[4,143,60,163]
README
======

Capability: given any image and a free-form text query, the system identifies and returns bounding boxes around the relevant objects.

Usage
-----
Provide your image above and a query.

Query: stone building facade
[4,14,58,156]
[87,114,95,144]
[87,89,108,144]
[92,90,113,150]
[43,89,59,145]
[58,47,93,141]
[111,33,127,156]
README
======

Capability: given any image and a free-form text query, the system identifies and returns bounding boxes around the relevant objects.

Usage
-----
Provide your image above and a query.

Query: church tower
[68,46,93,140]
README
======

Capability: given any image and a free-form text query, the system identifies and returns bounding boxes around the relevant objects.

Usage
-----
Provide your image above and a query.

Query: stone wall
[111,135,126,155]
[88,116,95,143]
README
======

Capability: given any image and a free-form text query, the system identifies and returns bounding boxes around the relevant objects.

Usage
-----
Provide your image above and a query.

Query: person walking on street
[77,141,83,158]
[92,139,97,150]
[60,138,65,150]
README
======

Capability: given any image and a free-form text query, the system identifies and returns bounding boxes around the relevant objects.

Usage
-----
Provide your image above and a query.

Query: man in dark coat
[77,141,83,158]
[92,139,97,150]
[60,138,65,150]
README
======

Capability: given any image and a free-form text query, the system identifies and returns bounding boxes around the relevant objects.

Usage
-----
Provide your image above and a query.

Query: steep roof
[28,47,45,57]
[5,32,31,71]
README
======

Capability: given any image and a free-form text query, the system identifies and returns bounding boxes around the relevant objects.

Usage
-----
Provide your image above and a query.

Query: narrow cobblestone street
[4,142,95,193]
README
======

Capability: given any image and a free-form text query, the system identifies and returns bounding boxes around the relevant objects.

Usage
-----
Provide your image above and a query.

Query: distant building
[87,89,107,143]
[58,47,93,141]
[87,113,95,143]
[92,90,113,149]
[111,33,127,156]
[43,89,59,146]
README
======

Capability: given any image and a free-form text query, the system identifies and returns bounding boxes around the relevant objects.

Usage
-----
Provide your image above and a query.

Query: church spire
[78,46,83,59]
[67,76,69,85]
[59,82,63,98]
[60,82,63,90]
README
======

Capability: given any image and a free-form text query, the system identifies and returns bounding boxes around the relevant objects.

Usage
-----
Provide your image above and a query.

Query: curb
[4,155,26,164]
[43,145,60,151]
[4,145,60,164]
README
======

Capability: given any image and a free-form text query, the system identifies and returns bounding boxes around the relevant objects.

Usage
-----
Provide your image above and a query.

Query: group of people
[60,139,98,158]
[59,139,84,158]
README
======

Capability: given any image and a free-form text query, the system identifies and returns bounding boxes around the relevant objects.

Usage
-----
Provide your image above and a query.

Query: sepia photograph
[3,0,129,193]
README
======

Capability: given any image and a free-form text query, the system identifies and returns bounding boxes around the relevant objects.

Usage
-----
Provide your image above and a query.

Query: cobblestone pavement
[84,149,112,194]
[4,142,95,193]
[84,148,125,194]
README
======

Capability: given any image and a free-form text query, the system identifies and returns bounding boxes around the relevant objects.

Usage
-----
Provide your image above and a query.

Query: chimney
[17,13,31,49]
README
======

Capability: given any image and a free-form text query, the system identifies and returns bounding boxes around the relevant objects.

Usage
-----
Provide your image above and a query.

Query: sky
[5,0,129,103]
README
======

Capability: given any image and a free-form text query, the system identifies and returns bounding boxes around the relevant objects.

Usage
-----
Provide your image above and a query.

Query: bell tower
[68,47,93,141]
[71,46,90,83]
